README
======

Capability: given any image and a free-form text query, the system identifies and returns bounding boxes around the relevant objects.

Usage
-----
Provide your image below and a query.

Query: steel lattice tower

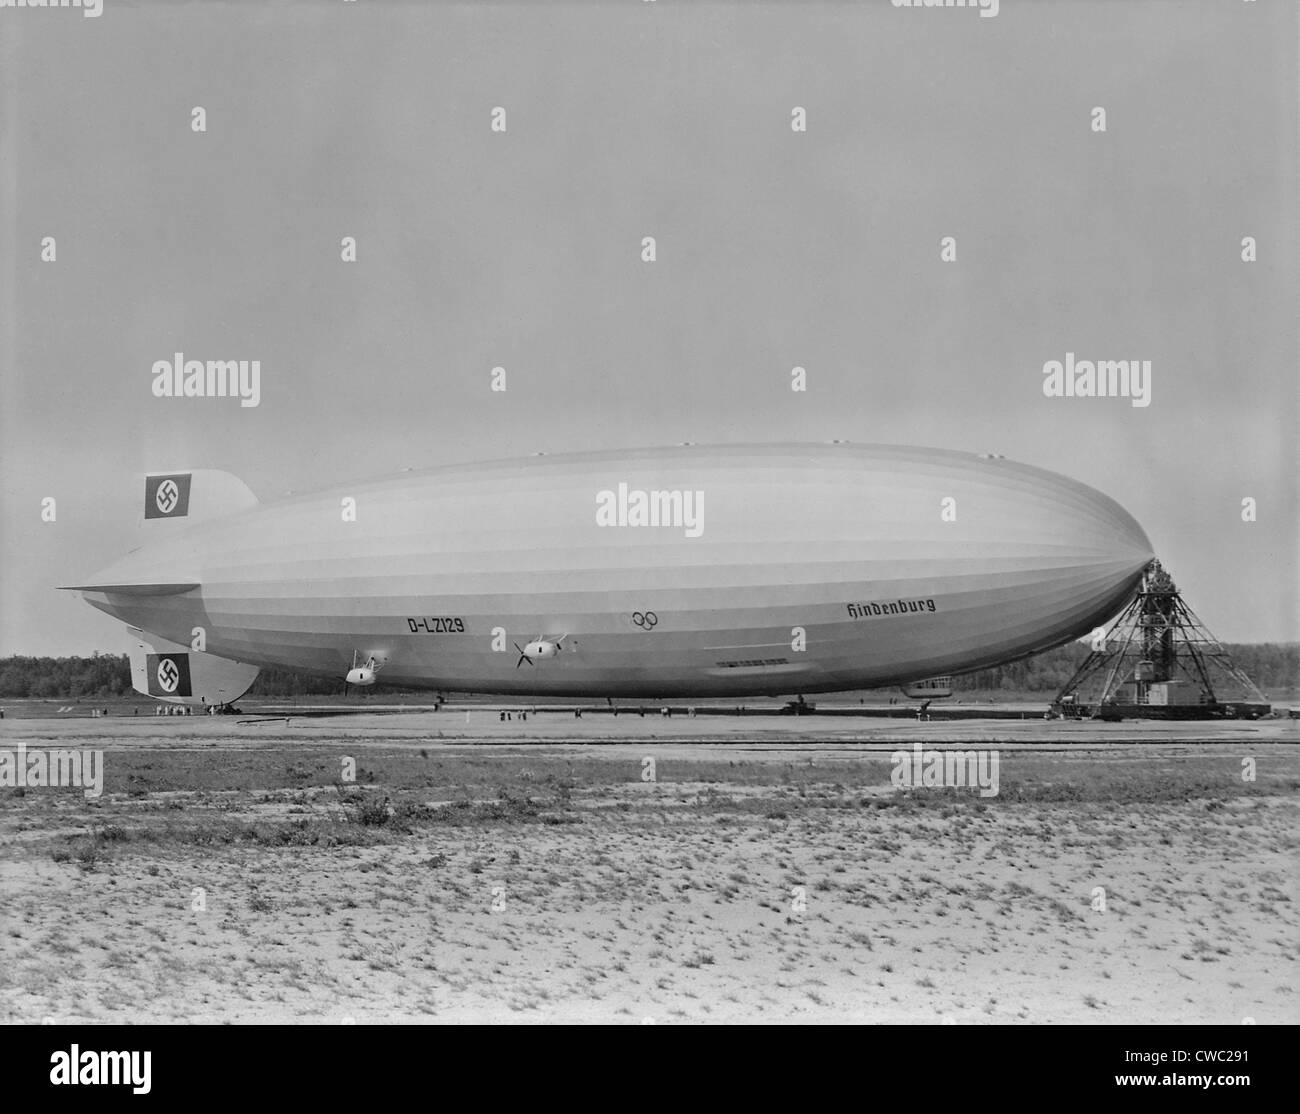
[1052,560,1269,718]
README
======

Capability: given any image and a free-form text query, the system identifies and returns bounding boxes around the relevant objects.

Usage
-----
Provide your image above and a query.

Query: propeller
[514,642,533,668]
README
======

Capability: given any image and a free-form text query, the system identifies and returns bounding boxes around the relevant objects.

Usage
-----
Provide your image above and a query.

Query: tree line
[958,642,1298,693]
[0,656,359,699]
[0,642,1295,700]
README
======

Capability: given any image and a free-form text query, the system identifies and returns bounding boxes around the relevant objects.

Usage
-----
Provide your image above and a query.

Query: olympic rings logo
[630,611,658,630]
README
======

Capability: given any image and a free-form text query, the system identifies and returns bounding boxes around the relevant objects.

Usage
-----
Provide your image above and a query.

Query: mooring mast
[1052,560,1269,719]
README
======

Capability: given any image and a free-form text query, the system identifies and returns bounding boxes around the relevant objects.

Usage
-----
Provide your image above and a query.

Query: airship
[64,443,1154,706]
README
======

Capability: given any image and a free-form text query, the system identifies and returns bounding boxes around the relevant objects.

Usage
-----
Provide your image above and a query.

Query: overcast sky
[1,0,1296,655]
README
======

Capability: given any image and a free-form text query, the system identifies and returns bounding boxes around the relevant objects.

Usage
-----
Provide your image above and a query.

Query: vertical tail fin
[128,629,259,706]
[139,469,258,525]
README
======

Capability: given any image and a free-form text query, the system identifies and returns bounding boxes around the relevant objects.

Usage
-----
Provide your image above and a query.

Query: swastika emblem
[157,657,180,692]
[155,479,180,514]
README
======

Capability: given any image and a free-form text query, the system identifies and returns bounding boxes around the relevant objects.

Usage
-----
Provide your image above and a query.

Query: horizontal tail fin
[58,582,199,596]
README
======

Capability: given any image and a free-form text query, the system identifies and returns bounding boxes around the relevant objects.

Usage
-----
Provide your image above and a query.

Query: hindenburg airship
[64,443,1154,705]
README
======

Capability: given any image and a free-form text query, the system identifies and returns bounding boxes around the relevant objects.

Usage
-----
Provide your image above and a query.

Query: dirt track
[1,713,1296,1024]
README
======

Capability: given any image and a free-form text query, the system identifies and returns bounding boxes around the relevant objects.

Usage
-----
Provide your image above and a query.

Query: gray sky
[2,0,1296,655]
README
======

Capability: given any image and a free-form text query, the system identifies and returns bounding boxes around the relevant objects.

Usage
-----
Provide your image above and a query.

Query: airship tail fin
[128,628,260,706]
[137,469,258,526]
[59,581,199,596]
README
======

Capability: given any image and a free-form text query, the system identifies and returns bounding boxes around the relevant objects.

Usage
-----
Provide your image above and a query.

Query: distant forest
[1,643,1296,700]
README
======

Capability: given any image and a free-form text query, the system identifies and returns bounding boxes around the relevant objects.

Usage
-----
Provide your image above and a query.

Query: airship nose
[1006,462,1155,631]
[1119,514,1154,565]
[1061,476,1154,568]
[977,454,1151,563]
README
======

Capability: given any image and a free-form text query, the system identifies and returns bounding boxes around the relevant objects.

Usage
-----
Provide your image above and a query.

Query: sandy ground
[1,712,1296,1024]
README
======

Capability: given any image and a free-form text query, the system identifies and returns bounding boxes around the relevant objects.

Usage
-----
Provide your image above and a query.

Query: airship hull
[73,444,1155,699]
